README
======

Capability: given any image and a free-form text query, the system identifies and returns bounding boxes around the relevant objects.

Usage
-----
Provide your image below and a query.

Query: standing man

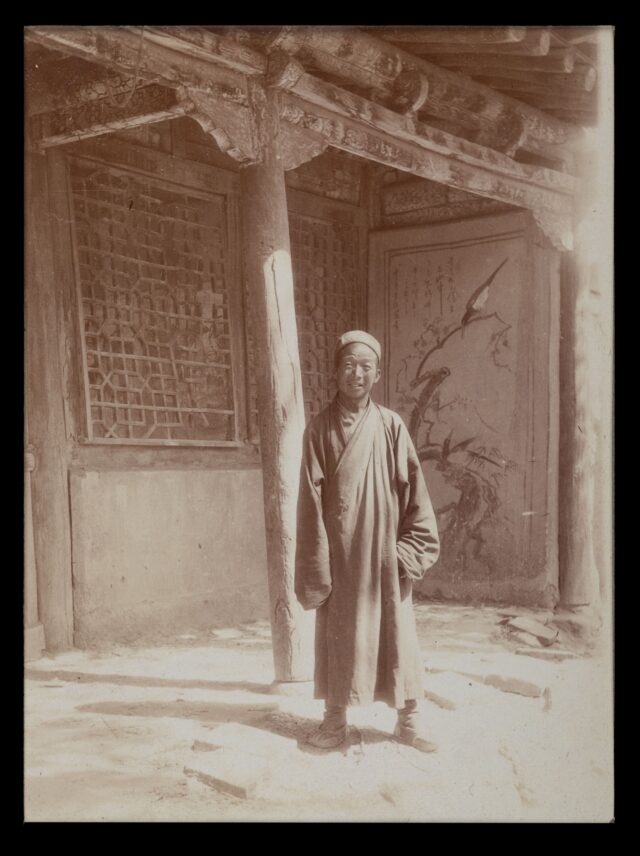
[295,330,440,752]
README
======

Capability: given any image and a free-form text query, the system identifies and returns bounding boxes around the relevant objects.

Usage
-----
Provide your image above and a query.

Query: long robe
[295,396,440,709]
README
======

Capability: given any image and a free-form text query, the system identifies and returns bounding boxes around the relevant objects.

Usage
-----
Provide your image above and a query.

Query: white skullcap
[335,330,382,363]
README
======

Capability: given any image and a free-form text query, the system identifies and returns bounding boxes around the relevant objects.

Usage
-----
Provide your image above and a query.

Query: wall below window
[69,468,269,645]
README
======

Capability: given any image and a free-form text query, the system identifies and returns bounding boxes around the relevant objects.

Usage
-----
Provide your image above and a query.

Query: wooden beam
[26,25,579,162]
[368,26,528,45]
[30,82,190,149]
[137,25,266,76]
[239,84,312,683]
[548,111,598,126]
[24,26,258,99]
[548,33,598,66]
[514,92,595,112]
[25,26,263,163]
[408,28,552,56]
[274,67,576,196]
[280,94,574,245]
[475,67,597,95]
[267,27,578,159]
[436,50,576,75]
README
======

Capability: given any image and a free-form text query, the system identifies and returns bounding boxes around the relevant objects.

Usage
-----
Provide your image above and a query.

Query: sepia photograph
[24,24,614,822]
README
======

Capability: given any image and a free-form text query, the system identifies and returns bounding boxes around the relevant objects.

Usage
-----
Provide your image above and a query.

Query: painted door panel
[369,212,559,605]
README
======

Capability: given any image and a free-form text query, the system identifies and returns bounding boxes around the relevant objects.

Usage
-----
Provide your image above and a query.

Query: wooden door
[369,211,560,606]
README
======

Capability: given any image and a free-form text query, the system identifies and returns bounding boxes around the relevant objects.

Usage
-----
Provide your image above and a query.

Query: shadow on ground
[72,698,393,756]
[25,669,272,695]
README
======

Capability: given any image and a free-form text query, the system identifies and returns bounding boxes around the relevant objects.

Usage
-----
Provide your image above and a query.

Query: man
[295,330,440,752]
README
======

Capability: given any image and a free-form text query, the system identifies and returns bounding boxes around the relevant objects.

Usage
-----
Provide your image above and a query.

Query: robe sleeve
[294,423,332,610]
[394,417,440,581]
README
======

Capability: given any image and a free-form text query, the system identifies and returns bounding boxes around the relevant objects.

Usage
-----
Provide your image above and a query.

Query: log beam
[239,84,313,683]
[475,67,597,96]
[367,26,528,45]
[410,28,552,56]
[266,26,579,159]
[25,25,265,86]
[26,25,580,163]
[434,49,576,75]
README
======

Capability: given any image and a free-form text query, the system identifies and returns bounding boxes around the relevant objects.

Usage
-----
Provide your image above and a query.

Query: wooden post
[24,444,45,661]
[558,29,613,620]
[239,84,313,684]
[25,150,74,650]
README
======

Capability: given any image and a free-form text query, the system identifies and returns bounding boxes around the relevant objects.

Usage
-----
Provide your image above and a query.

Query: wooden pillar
[558,29,613,617]
[558,251,601,608]
[239,85,313,683]
[24,444,45,661]
[25,150,74,650]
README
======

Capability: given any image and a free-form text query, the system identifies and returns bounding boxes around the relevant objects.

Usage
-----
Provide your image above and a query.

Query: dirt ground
[24,602,614,822]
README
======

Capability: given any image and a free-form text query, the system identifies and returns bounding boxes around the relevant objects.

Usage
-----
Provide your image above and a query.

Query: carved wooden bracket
[265,49,305,91]
[181,86,259,163]
[532,209,574,251]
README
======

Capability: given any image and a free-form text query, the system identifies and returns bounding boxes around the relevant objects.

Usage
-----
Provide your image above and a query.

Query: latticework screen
[69,159,237,444]
[245,210,362,431]
[290,212,362,419]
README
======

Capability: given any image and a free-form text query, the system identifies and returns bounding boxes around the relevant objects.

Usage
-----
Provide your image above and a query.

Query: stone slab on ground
[423,671,493,710]
[550,611,600,642]
[507,617,559,645]
[483,674,544,698]
[515,647,579,662]
[511,631,545,648]
[192,722,299,758]
[184,747,272,799]
[497,608,554,624]
[210,628,244,640]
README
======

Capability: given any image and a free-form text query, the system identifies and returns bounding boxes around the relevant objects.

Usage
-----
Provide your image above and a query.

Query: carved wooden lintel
[280,94,574,223]
[31,82,188,149]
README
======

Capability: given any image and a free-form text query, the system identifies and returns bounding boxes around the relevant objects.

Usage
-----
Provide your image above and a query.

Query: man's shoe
[306,723,348,749]
[305,706,348,749]
[393,721,438,753]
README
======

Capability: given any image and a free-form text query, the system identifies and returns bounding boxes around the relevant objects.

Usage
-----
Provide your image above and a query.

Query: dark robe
[295,396,440,709]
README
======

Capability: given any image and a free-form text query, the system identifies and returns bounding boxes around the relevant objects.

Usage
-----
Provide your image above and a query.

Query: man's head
[334,331,382,405]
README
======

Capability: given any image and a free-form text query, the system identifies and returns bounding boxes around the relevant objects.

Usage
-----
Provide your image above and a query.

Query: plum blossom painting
[369,211,560,605]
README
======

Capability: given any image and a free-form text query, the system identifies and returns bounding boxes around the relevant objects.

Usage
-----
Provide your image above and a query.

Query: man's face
[336,343,381,403]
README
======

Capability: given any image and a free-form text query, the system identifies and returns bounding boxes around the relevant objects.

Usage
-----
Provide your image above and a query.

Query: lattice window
[290,212,362,419]
[246,210,362,428]
[69,159,238,444]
